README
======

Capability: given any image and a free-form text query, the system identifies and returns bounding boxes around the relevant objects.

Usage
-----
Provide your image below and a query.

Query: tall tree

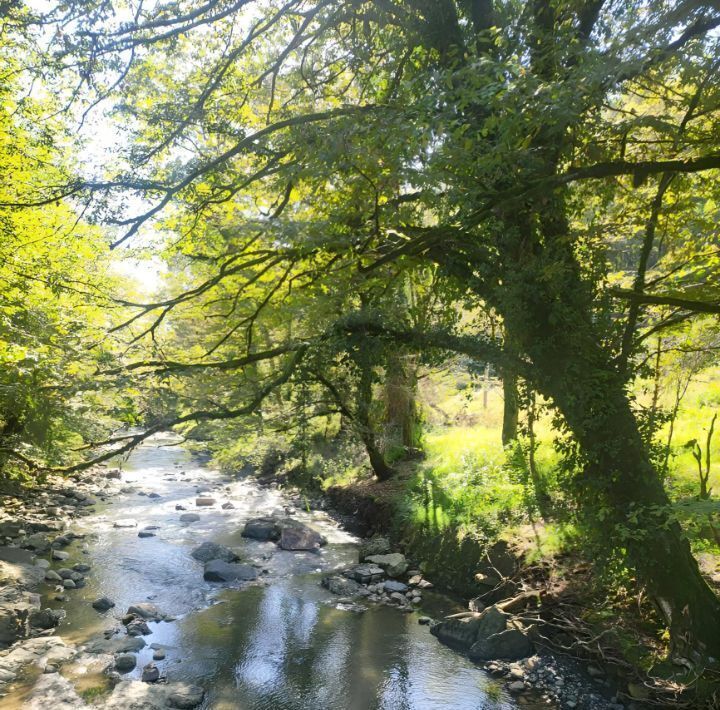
[22,0,720,657]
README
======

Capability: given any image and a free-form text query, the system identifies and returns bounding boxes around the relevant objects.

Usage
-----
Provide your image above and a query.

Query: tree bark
[501,370,519,447]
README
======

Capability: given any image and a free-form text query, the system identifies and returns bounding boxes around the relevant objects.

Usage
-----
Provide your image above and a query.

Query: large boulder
[430,617,485,651]
[241,517,280,541]
[469,629,534,661]
[190,542,240,563]
[203,560,258,582]
[277,521,326,551]
[474,605,509,638]
[365,553,408,578]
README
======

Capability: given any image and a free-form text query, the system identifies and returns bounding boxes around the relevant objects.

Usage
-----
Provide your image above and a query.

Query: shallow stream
[8,433,520,709]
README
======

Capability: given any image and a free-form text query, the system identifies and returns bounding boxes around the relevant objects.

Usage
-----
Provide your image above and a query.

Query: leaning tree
[10,0,720,659]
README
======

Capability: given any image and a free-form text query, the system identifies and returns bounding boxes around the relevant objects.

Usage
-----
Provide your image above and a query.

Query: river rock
[73,563,91,572]
[469,629,534,661]
[45,569,62,582]
[241,517,280,541]
[191,541,240,563]
[343,563,385,584]
[106,469,122,479]
[475,606,509,637]
[115,653,137,672]
[322,575,363,597]
[365,553,408,577]
[195,497,216,507]
[277,521,326,551]
[92,596,115,612]
[86,635,146,654]
[20,533,51,553]
[142,662,160,682]
[179,513,200,523]
[127,619,151,636]
[0,522,24,538]
[51,550,69,561]
[148,492,161,499]
[127,603,162,620]
[359,535,391,560]
[383,580,409,594]
[63,579,76,589]
[138,531,155,538]
[203,560,258,582]
[167,683,205,709]
[430,607,509,652]
[27,672,88,710]
[221,502,235,510]
[0,596,40,644]
[469,596,486,613]
[0,546,35,565]
[29,608,62,629]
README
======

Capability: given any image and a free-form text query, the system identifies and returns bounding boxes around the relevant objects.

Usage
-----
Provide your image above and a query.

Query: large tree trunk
[534,329,720,660]
[501,370,518,447]
[498,199,720,658]
[356,354,396,481]
[384,353,421,454]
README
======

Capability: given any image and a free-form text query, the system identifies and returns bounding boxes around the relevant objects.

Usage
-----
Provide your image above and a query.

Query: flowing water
[8,434,520,709]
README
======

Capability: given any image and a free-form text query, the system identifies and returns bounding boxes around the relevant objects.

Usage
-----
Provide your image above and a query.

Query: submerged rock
[179,513,200,523]
[126,619,151,636]
[190,541,240,564]
[203,560,258,582]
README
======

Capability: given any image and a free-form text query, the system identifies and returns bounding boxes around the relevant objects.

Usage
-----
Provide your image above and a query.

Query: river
[5,433,521,709]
